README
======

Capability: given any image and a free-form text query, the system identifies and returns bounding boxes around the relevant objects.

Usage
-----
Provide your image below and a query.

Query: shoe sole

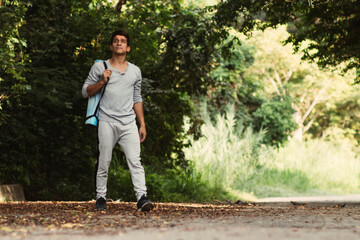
[138,202,154,212]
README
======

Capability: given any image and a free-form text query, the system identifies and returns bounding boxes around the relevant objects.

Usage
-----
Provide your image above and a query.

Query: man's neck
[110,54,128,73]
[110,54,127,66]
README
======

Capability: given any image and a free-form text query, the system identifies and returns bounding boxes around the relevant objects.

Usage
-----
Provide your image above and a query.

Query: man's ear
[127,46,131,53]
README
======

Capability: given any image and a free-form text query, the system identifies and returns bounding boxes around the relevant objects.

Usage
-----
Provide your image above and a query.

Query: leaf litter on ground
[0,201,359,237]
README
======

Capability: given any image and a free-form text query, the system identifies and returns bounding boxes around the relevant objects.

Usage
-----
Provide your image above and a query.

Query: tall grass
[266,137,360,195]
[184,108,266,200]
[184,108,360,200]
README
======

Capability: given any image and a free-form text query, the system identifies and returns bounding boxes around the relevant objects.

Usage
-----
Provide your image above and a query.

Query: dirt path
[1,199,360,239]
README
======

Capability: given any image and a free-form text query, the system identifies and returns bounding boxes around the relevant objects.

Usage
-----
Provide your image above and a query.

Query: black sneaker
[137,195,154,212]
[95,197,106,211]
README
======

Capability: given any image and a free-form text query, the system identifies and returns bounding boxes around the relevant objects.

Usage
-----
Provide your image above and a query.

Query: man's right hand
[86,69,113,97]
[102,69,113,83]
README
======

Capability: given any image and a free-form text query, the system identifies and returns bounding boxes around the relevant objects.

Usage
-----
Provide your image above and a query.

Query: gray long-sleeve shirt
[82,59,142,125]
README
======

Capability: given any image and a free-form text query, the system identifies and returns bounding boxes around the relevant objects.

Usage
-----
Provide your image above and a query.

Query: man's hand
[139,125,147,143]
[86,69,112,97]
[133,102,146,143]
[102,69,113,83]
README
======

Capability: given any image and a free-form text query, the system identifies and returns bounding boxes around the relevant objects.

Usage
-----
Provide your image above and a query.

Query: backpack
[85,60,108,126]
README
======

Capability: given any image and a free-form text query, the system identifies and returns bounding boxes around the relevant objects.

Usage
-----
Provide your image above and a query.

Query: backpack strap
[99,61,109,99]
[91,61,109,119]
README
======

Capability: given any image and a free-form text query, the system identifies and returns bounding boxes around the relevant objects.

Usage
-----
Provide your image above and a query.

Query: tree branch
[116,0,127,13]
[302,108,325,134]
[300,86,327,124]
[268,77,282,96]
[274,69,286,96]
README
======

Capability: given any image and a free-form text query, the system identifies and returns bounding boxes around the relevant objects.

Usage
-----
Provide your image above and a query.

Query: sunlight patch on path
[258,194,360,203]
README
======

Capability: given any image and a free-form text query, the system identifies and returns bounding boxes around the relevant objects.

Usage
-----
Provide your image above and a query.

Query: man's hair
[110,30,130,46]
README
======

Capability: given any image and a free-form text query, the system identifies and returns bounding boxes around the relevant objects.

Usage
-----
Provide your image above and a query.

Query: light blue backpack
[85,60,108,126]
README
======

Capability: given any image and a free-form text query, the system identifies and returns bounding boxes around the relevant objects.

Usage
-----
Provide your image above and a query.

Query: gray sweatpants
[96,120,147,201]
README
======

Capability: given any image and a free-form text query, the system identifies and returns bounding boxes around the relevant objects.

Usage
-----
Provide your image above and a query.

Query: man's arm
[86,80,106,97]
[133,102,146,143]
[86,69,112,97]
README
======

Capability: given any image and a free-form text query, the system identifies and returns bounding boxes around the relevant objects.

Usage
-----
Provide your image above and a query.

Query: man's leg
[118,121,147,201]
[96,121,118,200]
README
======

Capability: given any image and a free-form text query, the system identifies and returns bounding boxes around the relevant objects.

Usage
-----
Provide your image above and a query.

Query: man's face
[110,35,130,55]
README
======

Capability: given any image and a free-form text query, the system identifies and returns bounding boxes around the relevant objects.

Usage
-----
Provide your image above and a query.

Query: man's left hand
[139,125,147,143]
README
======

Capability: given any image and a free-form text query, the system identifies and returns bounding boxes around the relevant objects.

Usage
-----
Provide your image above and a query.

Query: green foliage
[146,165,232,202]
[0,1,31,127]
[228,26,356,143]
[203,29,297,145]
[206,36,259,122]
[0,0,115,200]
[0,0,231,200]
[312,89,360,142]
[0,0,30,85]
[252,96,297,145]
[0,1,32,186]
[214,0,360,81]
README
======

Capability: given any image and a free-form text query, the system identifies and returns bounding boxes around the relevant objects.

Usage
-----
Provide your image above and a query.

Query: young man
[82,30,154,212]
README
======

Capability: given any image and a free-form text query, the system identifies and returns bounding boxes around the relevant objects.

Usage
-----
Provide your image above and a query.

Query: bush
[252,95,297,146]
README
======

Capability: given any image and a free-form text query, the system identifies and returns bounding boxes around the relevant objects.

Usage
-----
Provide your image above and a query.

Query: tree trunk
[0,184,25,202]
